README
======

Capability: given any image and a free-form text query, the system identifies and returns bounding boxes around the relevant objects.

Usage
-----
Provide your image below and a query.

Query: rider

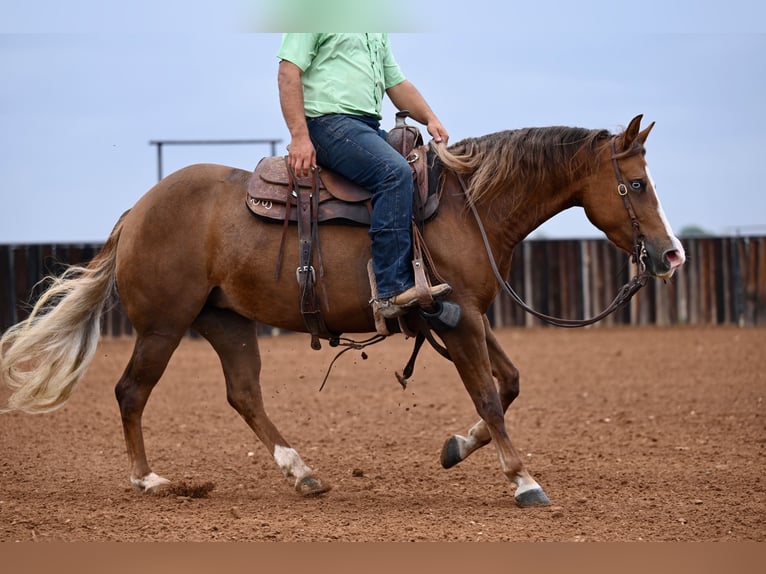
[277,33,451,318]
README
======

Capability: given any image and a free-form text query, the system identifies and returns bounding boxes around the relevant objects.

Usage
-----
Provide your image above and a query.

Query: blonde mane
[432,126,611,210]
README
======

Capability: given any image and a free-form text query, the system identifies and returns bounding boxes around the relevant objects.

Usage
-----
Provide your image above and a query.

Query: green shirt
[278,33,406,119]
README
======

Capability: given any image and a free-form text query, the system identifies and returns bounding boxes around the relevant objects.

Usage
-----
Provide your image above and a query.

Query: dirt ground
[1,325,764,542]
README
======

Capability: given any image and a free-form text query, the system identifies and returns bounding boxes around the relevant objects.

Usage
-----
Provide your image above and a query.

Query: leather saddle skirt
[246,150,439,227]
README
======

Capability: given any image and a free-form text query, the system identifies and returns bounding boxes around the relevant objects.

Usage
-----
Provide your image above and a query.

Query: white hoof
[131,472,171,493]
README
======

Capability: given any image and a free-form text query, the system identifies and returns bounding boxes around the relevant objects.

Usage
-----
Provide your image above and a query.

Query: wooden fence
[490,236,766,328]
[2,236,765,336]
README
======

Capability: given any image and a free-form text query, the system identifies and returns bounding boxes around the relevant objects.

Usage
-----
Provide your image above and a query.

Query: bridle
[610,137,649,275]
[465,135,651,328]
[319,136,652,389]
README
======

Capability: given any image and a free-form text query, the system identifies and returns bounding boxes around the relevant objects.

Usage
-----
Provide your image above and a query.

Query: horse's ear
[621,114,644,149]
[637,121,655,145]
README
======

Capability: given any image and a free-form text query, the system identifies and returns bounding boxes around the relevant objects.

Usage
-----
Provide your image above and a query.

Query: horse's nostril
[664,249,684,269]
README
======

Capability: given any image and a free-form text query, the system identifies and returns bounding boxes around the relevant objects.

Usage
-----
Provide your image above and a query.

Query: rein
[463,136,650,328]
[321,136,652,389]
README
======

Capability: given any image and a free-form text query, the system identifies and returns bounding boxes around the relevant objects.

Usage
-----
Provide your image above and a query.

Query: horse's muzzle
[645,239,686,280]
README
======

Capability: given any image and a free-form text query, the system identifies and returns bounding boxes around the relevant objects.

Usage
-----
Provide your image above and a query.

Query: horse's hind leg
[115,332,182,493]
[193,306,331,497]
[440,314,549,507]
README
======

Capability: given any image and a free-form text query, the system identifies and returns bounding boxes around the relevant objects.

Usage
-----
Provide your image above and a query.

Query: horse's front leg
[440,316,517,467]
[440,313,549,507]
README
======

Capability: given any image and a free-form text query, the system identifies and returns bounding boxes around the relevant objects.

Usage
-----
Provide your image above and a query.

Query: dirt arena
[1,325,764,542]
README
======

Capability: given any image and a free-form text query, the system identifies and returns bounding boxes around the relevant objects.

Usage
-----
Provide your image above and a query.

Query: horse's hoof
[295,475,332,497]
[515,488,551,508]
[440,435,463,469]
[130,472,171,494]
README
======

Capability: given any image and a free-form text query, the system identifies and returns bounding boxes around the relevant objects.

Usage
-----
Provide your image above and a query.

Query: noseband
[464,135,650,328]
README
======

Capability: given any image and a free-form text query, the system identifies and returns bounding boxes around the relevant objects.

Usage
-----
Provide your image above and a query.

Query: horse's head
[582,115,685,279]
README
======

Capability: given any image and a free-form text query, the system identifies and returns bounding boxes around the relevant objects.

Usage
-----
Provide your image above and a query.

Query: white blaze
[646,164,686,265]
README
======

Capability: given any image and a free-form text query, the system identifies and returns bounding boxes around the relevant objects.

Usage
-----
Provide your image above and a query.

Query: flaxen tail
[0,211,129,414]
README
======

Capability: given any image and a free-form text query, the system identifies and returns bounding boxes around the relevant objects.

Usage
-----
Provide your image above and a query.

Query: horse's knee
[497,368,520,405]
[226,387,257,416]
[474,396,505,428]
[488,349,520,407]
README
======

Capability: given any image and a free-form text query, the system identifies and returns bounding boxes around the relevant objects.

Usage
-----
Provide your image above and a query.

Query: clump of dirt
[161,481,216,498]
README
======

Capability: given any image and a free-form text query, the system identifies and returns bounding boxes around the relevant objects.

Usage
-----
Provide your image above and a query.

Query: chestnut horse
[0,115,684,506]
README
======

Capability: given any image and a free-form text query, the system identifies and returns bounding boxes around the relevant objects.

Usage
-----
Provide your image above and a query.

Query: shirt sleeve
[381,34,406,89]
[277,33,321,71]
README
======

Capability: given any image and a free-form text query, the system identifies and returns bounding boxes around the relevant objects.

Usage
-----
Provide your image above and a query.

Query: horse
[0,114,685,507]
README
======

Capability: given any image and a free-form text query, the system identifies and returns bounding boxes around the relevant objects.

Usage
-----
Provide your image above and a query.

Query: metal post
[156,142,163,181]
[149,139,282,182]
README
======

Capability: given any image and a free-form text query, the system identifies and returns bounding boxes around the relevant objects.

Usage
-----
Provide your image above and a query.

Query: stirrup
[418,299,462,330]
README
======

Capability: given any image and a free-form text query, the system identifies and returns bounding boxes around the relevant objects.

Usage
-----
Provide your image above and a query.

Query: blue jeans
[307,114,414,299]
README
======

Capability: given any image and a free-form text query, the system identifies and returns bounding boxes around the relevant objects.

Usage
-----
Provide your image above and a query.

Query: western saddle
[246,111,449,351]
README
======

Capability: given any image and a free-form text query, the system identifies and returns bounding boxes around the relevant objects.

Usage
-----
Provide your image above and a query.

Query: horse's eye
[630,180,645,191]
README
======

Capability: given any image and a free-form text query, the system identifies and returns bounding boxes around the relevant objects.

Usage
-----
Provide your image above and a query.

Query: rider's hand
[287,134,317,178]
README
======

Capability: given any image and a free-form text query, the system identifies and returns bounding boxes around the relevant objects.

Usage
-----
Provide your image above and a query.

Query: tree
[678,224,711,237]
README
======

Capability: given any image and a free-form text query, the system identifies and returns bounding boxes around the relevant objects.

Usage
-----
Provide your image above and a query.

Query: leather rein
[320,136,651,390]
[463,136,651,328]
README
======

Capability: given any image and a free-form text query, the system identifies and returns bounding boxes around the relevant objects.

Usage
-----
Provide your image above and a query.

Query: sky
[1,1,765,243]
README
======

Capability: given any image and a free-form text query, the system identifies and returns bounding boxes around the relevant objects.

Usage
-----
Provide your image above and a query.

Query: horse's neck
[471,180,579,259]
[513,188,578,240]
